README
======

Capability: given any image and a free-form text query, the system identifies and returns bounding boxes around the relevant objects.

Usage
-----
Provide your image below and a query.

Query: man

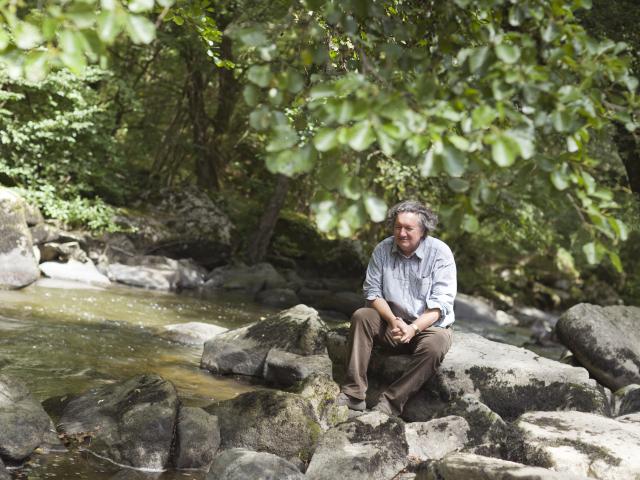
[336,200,456,416]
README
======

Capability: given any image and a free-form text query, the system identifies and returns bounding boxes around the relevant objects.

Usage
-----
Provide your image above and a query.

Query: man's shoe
[371,397,394,416]
[336,392,366,411]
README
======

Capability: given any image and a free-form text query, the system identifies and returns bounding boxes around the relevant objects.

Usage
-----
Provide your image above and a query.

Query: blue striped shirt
[362,236,457,328]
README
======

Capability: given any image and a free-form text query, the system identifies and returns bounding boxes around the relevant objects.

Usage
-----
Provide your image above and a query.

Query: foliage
[229,0,638,272]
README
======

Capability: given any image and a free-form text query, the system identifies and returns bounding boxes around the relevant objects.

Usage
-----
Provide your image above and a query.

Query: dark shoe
[336,392,366,411]
[371,397,394,416]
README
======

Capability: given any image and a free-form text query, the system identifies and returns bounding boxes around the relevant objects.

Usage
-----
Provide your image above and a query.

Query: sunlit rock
[39,259,110,286]
[160,322,228,346]
[556,303,640,390]
[0,189,39,289]
[173,406,220,470]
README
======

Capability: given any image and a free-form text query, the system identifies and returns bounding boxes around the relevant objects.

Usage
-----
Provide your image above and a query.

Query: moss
[549,439,621,467]
[498,423,553,468]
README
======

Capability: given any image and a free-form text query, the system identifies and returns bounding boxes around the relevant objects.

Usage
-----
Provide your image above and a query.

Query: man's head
[387,200,438,255]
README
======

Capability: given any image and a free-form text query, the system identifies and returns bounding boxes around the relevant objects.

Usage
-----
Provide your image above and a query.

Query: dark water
[0,279,277,479]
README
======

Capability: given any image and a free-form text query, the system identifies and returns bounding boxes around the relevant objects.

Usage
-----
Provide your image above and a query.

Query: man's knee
[414,329,452,359]
[350,307,378,327]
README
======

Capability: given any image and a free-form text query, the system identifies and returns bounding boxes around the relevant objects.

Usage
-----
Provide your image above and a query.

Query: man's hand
[390,317,415,344]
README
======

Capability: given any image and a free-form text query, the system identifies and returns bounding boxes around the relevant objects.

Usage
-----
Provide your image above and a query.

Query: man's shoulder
[371,236,395,258]
[426,236,455,259]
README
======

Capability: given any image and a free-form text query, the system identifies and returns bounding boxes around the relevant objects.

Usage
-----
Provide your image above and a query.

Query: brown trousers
[341,307,453,414]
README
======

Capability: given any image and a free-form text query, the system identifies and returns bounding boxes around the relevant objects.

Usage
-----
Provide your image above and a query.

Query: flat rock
[263,349,333,387]
[58,374,178,470]
[0,374,59,461]
[203,262,287,295]
[405,416,469,463]
[29,223,61,245]
[102,255,205,291]
[173,406,220,470]
[206,448,305,480]
[422,452,589,480]
[516,410,640,479]
[40,259,110,286]
[305,411,408,480]
[201,304,327,381]
[0,189,39,289]
[160,322,228,346]
[556,303,640,390]
[360,331,607,422]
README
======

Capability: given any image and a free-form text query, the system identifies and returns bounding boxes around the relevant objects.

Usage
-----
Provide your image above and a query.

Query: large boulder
[173,407,220,470]
[328,331,607,422]
[102,255,205,290]
[421,452,589,480]
[205,389,324,465]
[514,410,640,479]
[58,374,178,470]
[201,305,329,386]
[39,241,88,263]
[556,303,640,391]
[39,259,110,286]
[405,416,469,463]
[0,189,39,289]
[207,448,305,480]
[305,411,408,480]
[0,374,59,462]
[617,384,640,416]
[0,458,9,480]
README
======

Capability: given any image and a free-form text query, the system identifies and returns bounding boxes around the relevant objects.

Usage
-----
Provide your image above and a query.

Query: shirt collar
[391,237,429,259]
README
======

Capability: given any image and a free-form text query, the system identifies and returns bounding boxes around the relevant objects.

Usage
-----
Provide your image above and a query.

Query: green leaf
[243,85,259,106]
[126,15,156,44]
[266,144,316,176]
[419,147,440,177]
[441,145,467,177]
[462,214,479,233]
[556,247,579,277]
[582,241,601,265]
[309,84,335,99]
[608,217,629,241]
[342,203,366,230]
[364,195,387,222]
[14,22,43,50]
[495,44,521,64]
[313,128,339,152]
[550,170,569,191]
[24,51,49,82]
[375,124,399,156]
[97,10,122,43]
[238,27,268,47]
[249,107,271,131]
[469,46,489,72]
[608,251,623,273]
[266,124,298,152]
[157,0,175,6]
[0,29,9,51]
[447,178,470,192]
[347,121,375,151]
[59,30,86,74]
[491,135,520,167]
[471,106,497,129]
[129,0,154,13]
[551,110,572,133]
[247,65,272,88]
[312,200,338,232]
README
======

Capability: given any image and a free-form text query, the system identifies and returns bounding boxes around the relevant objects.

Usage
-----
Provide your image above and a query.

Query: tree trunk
[246,174,291,265]
[614,124,640,198]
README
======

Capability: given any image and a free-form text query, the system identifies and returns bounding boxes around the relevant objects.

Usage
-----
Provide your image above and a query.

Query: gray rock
[201,304,327,379]
[203,262,287,295]
[295,374,349,430]
[515,410,640,479]
[173,407,220,470]
[556,303,640,390]
[513,306,559,328]
[0,189,39,288]
[263,349,333,387]
[207,448,305,480]
[454,293,497,323]
[255,288,300,309]
[23,203,44,226]
[0,374,58,461]
[39,259,110,286]
[405,415,469,463]
[39,241,88,263]
[29,223,61,245]
[422,452,589,480]
[298,287,331,305]
[58,374,178,470]
[617,412,640,423]
[328,331,607,422]
[103,255,205,290]
[0,458,9,480]
[205,389,323,465]
[305,411,408,480]
[617,384,640,416]
[160,322,228,346]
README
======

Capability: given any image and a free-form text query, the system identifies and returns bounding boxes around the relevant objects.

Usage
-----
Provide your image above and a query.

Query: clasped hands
[391,317,417,344]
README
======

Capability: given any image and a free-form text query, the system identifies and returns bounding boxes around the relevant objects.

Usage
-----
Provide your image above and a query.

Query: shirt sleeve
[363,244,385,301]
[425,248,457,320]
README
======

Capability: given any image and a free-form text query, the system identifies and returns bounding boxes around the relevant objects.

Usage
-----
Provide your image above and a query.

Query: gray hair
[386,200,438,237]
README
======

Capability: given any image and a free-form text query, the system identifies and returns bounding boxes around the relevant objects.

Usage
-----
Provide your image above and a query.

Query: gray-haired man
[337,200,456,416]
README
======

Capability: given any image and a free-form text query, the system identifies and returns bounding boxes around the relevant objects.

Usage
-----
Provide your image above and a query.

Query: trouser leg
[341,307,388,400]
[381,327,453,414]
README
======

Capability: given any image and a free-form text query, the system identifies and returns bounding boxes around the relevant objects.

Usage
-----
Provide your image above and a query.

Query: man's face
[394,212,424,256]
